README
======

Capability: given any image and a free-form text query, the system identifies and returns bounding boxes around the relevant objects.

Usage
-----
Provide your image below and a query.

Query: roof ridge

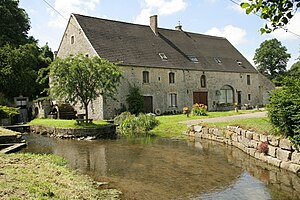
[72,13,151,29]
[72,13,226,41]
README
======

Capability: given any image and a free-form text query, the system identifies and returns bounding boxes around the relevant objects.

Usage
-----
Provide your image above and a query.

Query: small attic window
[214,57,222,65]
[236,59,245,68]
[159,53,168,61]
[188,55,199,63]
[71,35,75,44]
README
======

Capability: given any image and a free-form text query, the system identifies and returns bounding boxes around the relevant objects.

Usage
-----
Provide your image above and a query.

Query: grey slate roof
[73,14,257,73]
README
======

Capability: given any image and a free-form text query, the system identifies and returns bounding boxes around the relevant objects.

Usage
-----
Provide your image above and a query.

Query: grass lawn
[0,153,121,199]
[152,109,263,137]
[202,117,274,135]
[29,118,110,129]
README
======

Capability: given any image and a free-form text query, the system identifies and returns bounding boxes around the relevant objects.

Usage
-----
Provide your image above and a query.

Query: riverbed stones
[279,139,292,150]
[277,149,292,162]
[291,152,300,164]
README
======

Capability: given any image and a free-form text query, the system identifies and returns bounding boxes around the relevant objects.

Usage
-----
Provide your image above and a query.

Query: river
[22,133,300,200]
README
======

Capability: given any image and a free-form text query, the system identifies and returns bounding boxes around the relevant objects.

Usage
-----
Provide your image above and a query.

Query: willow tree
[49,54,122,123]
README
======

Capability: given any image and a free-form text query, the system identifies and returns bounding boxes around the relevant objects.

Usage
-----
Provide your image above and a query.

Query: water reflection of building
[24,135,300,200]
[52,140,107,177]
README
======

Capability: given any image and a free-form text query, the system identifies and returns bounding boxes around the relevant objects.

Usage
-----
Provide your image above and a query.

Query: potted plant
[182,107,190,117]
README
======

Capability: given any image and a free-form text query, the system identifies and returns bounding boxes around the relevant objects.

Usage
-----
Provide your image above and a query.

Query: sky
[19,0,300,68]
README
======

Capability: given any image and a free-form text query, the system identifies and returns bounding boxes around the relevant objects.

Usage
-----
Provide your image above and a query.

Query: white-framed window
[142,71,149,83]
[169,93,177,107]
[219,85,234,104]
[169,72,175,84]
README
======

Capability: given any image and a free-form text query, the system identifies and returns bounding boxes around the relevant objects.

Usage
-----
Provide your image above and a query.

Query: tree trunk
[84,103,88,124]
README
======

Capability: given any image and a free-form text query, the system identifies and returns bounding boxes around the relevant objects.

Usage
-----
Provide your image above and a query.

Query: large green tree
[288,55,300,77]
[0,0,34,47]
[241,0,300,33]
[254,38,290,82]
[0,43,53,100]
[49,54,122,123]
[0,0,53,102]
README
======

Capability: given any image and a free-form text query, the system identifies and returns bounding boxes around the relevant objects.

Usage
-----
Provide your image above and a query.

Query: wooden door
[237,91,242,105]
[193,92,208,106]
[143,96,153,113]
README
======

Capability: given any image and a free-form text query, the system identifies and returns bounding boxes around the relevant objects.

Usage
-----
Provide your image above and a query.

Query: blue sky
[19,0,300,68]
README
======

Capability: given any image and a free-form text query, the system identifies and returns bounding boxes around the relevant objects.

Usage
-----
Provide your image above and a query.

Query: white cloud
[228,4,245,14]
[48,0,100,28]
[134,0,187,24]
[205,25,247,46]
[270,12,300,40]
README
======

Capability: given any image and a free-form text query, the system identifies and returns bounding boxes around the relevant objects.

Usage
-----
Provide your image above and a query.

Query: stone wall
[104,67,266,119]
[30,125,116,139]
[188,138,300,199]
[32,101,52,118]
[185,125,300,174]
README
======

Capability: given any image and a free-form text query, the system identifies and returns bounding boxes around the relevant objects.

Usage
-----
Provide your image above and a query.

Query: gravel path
[181,111,267,125]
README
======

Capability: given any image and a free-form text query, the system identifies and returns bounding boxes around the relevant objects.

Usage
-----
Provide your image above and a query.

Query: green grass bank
[152,109,266,137]
[29,118,110,129]
[0,153,121,199]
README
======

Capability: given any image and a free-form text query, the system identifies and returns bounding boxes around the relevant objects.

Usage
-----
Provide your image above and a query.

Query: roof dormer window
[236,59,245,68]
[214,57,222,65]
[159,53,168,61]
[188,55,199,63]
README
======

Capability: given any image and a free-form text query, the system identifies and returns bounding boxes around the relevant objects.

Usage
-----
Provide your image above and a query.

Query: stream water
[22,134,300,200]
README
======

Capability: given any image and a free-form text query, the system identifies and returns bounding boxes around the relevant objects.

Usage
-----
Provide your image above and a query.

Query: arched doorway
[219,85,234,104]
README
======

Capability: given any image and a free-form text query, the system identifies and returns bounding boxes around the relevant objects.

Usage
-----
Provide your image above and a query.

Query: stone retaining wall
[30,125,117,139]
[185,125,300,174]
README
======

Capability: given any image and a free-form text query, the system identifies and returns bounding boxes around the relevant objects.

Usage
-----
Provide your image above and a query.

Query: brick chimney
[150,15,158,35]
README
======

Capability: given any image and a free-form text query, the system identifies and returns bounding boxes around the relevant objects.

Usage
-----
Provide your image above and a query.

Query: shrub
[267,77,300,137]
[115,112,159,136]
[258,141,268,154]
[0,105,19,119]
[113,111,131,125]
[191,103,207,116]
[126,85,144,115]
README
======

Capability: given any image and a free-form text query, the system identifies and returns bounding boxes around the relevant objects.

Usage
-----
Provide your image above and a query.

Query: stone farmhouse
[56,14,274,120]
